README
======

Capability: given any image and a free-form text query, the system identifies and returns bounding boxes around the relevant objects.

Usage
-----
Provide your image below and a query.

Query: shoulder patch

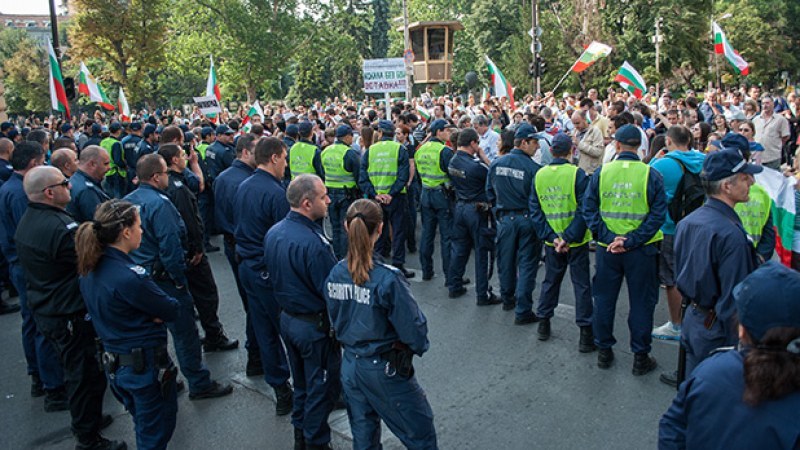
[128,265,147,276]
[66,221,79,230]
[378,262,400,273]
[85,181,94,187]
[315,232,331,246]
[709,346,736,356]
[159,194,170,201]
[173,180,183,188]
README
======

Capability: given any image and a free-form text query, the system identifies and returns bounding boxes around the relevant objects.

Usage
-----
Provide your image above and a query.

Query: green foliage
[1,29,50,114]
[371,0,390,58]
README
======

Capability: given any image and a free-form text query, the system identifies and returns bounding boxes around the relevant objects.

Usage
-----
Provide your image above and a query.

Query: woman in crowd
[737,120,764,165]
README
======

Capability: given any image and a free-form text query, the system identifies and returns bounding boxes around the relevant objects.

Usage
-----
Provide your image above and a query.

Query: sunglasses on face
[739,127,752,132]
[42,179,69,192]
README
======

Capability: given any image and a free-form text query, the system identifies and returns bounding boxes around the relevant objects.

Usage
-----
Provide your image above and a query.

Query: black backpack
[667,156,705,223]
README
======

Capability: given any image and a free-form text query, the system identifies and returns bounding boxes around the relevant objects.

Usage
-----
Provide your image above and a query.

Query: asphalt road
[0,233,679,449]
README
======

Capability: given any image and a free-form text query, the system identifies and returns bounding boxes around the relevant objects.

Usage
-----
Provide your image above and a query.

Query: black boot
[31,374,45,398]
[0,298,20,315]
[579,326,597,353]
[632,353,658,376]
[246,353,264,377]
[203,333,239,352]
[305,444,333,450]
[274,382,293,416]
[537,318,551,341]
[74,434,127,450]
[44,388,69,412]
[597,348,614,369]
[393,264,415,279]
[294,427,305,450]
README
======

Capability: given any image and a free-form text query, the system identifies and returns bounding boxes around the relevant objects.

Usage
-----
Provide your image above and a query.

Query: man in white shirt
[754,95,790,170]
[474,114,499,162]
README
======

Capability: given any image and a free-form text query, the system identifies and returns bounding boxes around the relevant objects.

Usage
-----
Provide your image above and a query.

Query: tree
[371,0,391,58]
[0,29,50,114]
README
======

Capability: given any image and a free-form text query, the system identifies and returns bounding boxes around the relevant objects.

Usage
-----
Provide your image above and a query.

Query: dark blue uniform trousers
[238,263,290,387]
[341,351,437,450]
[327,189,354,260]
[376,194,408,266]
[108,354,177,450]
[10,263,64,389]
[681,309,737,376]
[495,213,540,316]
[592,244,659,354]
[537,244,593,326]
[198,190,216,246]
[155,280,213,393]
[448,203,490,300]
[223,238,259,357]
[405,180,420,250]
[419,188,452,279]
[280,313,341,446]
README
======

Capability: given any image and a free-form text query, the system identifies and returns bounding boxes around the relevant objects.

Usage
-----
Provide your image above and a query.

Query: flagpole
[551,60,577,94]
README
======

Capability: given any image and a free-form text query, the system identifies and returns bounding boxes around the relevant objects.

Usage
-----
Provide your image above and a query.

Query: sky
[1,1,54,16]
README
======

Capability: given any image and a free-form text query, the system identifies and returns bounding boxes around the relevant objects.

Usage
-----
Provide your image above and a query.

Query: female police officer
[76,200,180,450]
[324,199,437,450]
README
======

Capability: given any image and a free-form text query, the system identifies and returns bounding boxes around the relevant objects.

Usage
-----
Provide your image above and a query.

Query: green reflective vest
[534,164,592,247]
[321,143,356,188]
[416,141,449,188]
[598,159,663,246]
[100,136,125,178]
[367,140,404,195]
[734,183,771,246]
[196,143,209,161]
[289,141,317,179]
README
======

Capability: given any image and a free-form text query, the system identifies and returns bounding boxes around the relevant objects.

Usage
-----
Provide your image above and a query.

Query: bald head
[51,148,79,177]
[0,138,12,159]
[23,166,65,204]
[571,110,588,130]
[78,145,111,181]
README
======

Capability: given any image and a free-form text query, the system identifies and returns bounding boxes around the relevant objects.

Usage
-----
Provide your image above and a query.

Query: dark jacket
[164,169,204,257]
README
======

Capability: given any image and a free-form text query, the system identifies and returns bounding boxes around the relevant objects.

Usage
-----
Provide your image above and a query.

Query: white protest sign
[193,95,222,115]
[363,58,407,94]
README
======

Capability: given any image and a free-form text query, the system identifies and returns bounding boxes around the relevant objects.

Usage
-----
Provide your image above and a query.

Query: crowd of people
[0,82,799,449]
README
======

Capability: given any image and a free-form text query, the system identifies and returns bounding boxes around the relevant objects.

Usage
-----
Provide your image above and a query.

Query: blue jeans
[327,189,353,260]
[448,203,490,300]
[592,245,659,354]
[495,213,540,317]
[537,244,593,327]
[238,262,290,388]
[11,263,64,389]
[419,188,452,279]
[376,194,408,265]
[155,280,213,393]
[341,351,437,450]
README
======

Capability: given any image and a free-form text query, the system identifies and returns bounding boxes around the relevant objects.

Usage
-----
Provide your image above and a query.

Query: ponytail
[345,199,382,285]
[75,200,138,276]
[742,327,800,406]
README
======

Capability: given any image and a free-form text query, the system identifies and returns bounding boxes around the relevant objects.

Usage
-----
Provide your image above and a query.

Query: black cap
[109,122,122,133]
[298,121,313,136]
[377,120,394,133]
[429,119,454,134]
[335,125,354,138]
[143,124,157,137]
[614,124,641,146]
[129,122,142,131]
[216,124,233,135]
[201,126,215,138]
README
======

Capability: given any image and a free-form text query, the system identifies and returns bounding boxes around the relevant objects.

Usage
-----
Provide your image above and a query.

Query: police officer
[288,121,324,180]
[530,133,595,350]
[100,122,127,198]
[320,124,361,259]
[81,123,103,151]
[16,167,122,450]
[233,137,293,415]
[447,128,499,305]
[325,199,438,449]
[135,124,159,160]
[583,124,666,375]
[264,174,339,450]
[415,119,455,282]
[196,126,215,161]
[660,262,800,448]
[77,200,179,450]
[0,137,16,314]
[120,122,143,192]
[67,146,112,223]
[0,142,66,407]
[124,154,232,400]
[487,123,543,319]
[359,119,414,278]
[206,124,235,180]
[1,137,15,181]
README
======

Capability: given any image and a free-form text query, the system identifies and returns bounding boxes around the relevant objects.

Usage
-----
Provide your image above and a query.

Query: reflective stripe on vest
[534,164,591,247]
[289,141,317,179]
[100,137,126,178]
[598,159,663,246]
[416,141,449,188]
[321,143,356,188]
[734,183,771,246]
[368,141,404,195]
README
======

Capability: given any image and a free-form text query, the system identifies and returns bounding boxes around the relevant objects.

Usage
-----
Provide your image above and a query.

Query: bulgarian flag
[206,55,221,101]
[754,168,797,267]
[416,104,430,121]
[118,87,130,121]
[713,22,750,76]
[485,55,515,110]
[46,39,70,119]
[614,61,647,99]
[78,62,114,110]
[571,41,612,73]
[241,100,264,130]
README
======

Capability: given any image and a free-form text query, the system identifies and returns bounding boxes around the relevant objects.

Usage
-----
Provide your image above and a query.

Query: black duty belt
[495,209,528,218]
[283,309,325,324]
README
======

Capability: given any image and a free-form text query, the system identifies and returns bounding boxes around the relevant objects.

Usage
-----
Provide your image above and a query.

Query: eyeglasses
[739,127,752,133]
[41,178,69,192]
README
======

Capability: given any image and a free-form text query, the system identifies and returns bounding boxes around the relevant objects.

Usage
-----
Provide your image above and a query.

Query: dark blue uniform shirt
[359,137,411,198]
[213,160,254,234]
[487,148,540,211]
[325,257,430,358]
[264,211,337,315]
[584,151,667,248]
[0,158,12,182]
[206,140,235,180]
[0,173,27,264]
[80,247,179,354]
[233,169,289,266]
[121,134,142,179]
[530,158,589,243]
[124,184,188,287]
[67,170,111,223]
[136,139,157,159]
[448,150,488,202]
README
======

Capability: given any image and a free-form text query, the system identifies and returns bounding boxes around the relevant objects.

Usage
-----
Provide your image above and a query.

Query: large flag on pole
[118,87,130,121]
[206,55,221,101]
[485,55,515,110]
[78,62,114,110]
[713,22,750,76]
[614,61,647,99]
[754,168,797,267]
[571,41,612,73]
[46,39,70,118]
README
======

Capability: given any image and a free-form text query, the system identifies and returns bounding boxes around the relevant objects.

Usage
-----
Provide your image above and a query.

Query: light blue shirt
[479,129,500,162]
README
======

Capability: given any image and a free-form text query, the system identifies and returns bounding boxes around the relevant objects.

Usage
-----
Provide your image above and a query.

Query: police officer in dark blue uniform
[487,123,542,320]
[135,124,159,161]
[0,137,13,181]
[264,174,339,450]
[124,154,232,400]
[325,199,437,450]
[120,122,143,192]
[81,123,103,151]
[68,146,112,223]
[77,200,179,450]
[447,128,499,305]
[0,137,15,314]
[233,137,293,414]
[205,125,236,181]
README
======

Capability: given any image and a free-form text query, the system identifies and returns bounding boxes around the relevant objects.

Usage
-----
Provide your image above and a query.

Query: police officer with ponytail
[325,199,437,450]
[77,200,179,450]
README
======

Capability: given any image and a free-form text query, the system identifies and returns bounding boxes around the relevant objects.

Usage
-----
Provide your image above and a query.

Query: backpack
[666,156,705,223]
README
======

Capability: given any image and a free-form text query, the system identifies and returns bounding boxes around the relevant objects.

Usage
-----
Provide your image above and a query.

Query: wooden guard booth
[399,21,464,84]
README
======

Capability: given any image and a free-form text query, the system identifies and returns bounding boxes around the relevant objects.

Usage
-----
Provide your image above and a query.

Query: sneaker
[44,388,69,412]
[75,434,127,450]
[652,321,681,341]
[274,382,293,416]
[597,348,614,369]
[632,353,658,376]
[659,370,679,388]
[189,381,233,400]
[537,319,551,341]
[476,293,502,306]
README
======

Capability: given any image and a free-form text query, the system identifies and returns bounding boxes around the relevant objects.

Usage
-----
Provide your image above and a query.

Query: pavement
[0,233,679,449]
